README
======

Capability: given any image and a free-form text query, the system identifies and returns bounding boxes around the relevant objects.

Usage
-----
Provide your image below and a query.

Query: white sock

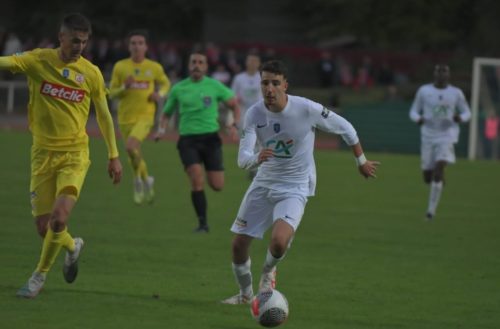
[232,258,253,297]
[263,249,284,274]
[427,181,443,216]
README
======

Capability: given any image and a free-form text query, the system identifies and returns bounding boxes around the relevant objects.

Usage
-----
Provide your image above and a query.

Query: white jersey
[231,71,262,116]
[409,84,471,143]
[238,95,359,196]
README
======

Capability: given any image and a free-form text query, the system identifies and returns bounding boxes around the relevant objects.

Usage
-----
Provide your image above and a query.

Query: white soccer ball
[250,289,289,327]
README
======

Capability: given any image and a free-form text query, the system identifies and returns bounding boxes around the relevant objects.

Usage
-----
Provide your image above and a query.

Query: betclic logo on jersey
[40,81,85,103]
[129,81,150,89]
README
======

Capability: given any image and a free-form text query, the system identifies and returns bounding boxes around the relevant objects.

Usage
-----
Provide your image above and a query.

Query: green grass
[1,130,499,329]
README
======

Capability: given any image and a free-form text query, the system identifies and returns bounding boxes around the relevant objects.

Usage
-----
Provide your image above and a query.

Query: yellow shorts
[119,121,153,142]
[30,146,90,217]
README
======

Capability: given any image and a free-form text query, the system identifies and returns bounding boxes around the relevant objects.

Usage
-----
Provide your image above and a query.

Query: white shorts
[421,141,456,170]
[230,185,308,239]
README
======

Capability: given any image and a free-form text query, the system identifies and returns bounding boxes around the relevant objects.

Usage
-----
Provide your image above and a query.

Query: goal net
[469,57,500,160]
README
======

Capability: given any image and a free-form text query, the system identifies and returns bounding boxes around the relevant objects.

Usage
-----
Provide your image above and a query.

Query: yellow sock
[138,159,149,180]
[35,227,75,273]
[128,150,142,178]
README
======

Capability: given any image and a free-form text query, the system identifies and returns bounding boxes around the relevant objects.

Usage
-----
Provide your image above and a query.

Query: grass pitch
[1,130,499,329]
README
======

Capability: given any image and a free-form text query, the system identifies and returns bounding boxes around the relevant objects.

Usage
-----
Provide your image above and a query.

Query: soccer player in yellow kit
[109,30,170,204]
[0,13,123,298]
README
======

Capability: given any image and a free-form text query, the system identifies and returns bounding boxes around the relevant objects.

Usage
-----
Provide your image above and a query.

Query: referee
[156,50,240,232]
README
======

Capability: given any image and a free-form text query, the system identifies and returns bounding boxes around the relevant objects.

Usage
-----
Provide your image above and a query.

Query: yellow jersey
[109,58,170,125]
[6,48,119,157]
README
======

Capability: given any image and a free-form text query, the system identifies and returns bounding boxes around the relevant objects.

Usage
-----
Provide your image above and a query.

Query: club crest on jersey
[75,74,85,84]
[321,107,331,118]
[134,68,140,76]
[273,123,281,133]
[203,96,212,107]
[62,68,70,78]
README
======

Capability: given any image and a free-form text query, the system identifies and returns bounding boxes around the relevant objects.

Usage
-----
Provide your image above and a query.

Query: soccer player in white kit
[409,64,471,220]
[231,53,263,178]
[221,60,380,304]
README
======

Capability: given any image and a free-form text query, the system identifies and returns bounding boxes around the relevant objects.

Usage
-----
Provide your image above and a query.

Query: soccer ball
[250,289,289,327]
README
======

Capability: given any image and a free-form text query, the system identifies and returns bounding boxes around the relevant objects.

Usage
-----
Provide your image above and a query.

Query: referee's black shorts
[176,132,224,171]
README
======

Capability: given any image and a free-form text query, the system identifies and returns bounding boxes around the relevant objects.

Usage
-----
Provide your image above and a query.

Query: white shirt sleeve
[237,111,260,170]
[456,89,471,122]
[309,101,359,146]
[409,87,423,122]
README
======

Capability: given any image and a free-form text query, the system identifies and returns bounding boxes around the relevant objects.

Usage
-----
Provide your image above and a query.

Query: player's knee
[35,217,49,238]
[231,237,249,257]
[50,208,70,231]
[269,238,287,258]
[209,182,224,192]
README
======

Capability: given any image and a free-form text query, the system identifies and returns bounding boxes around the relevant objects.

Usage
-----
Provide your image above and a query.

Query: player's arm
[108,64,134,99]
[454,89,472,123]
[223,96,241,141]
[237,117,261,170]
[0,56,15,70]
[312,104,379,179]
[92,69,123,184]
[149,66,171,102]
[154,87,177,141]
[409,88,424,125]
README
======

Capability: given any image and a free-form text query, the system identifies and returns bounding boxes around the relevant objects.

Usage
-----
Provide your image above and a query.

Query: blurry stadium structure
[469,57,500,160]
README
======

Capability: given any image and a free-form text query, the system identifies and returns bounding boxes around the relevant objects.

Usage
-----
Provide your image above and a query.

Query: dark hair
[127,29,149,42]
[260,60,288,79]
[61,13,92,35]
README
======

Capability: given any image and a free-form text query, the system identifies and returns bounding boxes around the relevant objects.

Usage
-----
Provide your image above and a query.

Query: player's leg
[222,186,274,304]
[186,164,208,232]
[425,143,454,220]
[126,136,145,204]
[17,151,86,298]
[18,148,56,297]
[203,133,224,191]
[128,121,155,204]
[34,214,50,237]
[421,142,436,220]
[259,193,307,291]
[178,136,208,231]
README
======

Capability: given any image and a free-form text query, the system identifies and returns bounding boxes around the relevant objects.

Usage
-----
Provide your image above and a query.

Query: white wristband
[355,153,367,166]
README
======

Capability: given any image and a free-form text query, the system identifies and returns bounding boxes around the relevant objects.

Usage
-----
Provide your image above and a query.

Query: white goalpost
[468,57,500,160]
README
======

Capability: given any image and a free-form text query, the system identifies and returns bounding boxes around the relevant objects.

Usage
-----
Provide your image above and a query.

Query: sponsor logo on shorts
[40,81,85,103]
[129,80,150,89]
[30,191,37,210]
[235,217,247,227]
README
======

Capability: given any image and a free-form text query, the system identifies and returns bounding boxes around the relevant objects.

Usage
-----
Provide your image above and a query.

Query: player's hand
[453,114,461,123]
[124,76,135,89]
[108,157,122,184]
[358,160,380,179]
[225,124,239,142]
[148,92,161,102]
[154,127,166,143]
[258,148,274,164]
